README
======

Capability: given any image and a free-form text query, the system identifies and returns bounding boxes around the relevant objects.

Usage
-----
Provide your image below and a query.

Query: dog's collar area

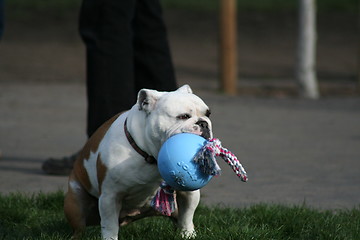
[124,118,157,164]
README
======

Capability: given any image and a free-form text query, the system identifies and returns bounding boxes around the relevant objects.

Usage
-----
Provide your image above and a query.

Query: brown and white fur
[64,85,212,240]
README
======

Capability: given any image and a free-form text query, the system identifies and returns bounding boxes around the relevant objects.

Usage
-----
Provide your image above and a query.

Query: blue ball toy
[157,133,213,191]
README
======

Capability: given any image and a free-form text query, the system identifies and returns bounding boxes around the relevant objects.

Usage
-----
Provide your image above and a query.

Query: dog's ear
[176,84,193,94]
[137,89,162,113]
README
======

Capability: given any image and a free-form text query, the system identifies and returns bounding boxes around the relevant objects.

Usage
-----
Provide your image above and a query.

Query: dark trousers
[79,0,177,137]
[0,0,4,39]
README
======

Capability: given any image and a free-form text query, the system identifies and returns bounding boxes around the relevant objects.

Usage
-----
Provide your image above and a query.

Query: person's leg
[132,0,177,92]
[82,0,137,137]
[0,0,4,39]
[42,0,137,175]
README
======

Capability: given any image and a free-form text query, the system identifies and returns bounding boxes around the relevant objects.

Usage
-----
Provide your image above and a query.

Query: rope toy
[195,138,248,182]
[150,182,175,216]
[151,137,248,216]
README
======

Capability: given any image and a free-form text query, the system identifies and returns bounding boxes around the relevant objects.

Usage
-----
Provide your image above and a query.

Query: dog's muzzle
[196,120,211,140]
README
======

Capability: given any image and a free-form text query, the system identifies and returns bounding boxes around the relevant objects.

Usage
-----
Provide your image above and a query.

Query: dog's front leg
[99,192,122,240]
[176,190,200,238]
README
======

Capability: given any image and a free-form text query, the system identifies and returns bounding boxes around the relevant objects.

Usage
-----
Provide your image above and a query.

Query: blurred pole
[219,0,237,95]
[296,0,319,99]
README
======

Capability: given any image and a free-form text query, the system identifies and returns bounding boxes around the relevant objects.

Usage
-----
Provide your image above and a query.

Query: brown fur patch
[64,172,101,234]
[64,172,86,234]
[73,113,122,192]
[73,156,92,192]
[96,154,108,194]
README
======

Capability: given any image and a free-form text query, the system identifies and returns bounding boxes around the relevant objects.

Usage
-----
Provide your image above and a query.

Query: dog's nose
[196,120,209,130]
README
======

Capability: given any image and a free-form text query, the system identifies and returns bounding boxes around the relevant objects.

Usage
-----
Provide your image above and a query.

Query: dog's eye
[177,114,191,120]
[205,109,211,117]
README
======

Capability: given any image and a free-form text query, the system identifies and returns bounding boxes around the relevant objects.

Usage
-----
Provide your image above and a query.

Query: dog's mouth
[194,120,211,140]
[165,120,212,141]
[194,129,211,140]
[168,129,211,141]
[201,131,211,140]
[184,127,211,141]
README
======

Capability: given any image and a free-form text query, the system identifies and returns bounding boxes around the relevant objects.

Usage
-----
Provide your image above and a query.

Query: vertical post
[219,0,237,95]
[296,0,319,99]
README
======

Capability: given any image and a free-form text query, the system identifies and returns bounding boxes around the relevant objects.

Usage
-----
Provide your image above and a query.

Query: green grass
[0,192,359,240]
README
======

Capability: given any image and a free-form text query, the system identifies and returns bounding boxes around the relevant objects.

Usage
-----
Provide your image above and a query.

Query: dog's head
[136,85,212,146]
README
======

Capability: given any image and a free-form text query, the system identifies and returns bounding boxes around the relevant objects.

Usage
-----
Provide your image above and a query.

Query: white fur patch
[83,151,100,197]
[69,180,82,192]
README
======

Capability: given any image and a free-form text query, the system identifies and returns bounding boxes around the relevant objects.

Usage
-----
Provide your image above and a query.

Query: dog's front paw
[102,230,118,240]
[181,229,196,239]
[102,237,118,240]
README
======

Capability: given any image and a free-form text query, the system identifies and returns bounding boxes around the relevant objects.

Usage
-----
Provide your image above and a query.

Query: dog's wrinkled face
[137,85,213,145]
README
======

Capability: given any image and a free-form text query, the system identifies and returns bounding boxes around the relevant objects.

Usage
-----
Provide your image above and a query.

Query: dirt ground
[0,9,358,96]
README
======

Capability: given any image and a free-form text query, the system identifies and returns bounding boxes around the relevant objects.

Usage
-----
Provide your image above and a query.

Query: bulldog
[64,85,213,239]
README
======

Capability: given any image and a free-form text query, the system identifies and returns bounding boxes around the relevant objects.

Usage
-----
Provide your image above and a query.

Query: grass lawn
[0,192,359,240]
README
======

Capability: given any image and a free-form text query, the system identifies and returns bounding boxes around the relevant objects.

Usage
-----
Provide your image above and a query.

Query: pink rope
[197,138,248,182]
[150,182,175,216]
[152,137,248,216]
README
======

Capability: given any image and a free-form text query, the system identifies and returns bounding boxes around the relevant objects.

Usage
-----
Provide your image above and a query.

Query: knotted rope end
[195,138,248,182]
[151,182,175,216]
[193,139,222,176]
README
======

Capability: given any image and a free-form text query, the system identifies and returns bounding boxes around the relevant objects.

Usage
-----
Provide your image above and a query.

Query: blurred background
[0,0,360,208]
[1,0,359,96]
